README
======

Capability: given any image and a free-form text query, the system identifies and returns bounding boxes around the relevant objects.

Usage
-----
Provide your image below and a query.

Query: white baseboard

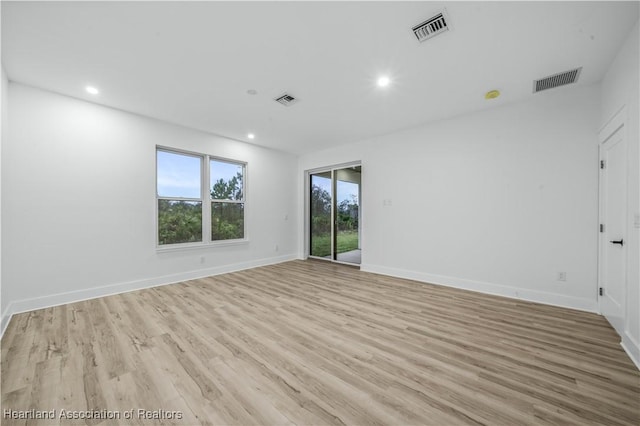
[622,332,640,371]
[0,253,297,338]
[360,263,598,313]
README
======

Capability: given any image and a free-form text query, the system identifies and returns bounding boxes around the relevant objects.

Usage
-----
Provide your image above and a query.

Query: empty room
[1,1,639,425]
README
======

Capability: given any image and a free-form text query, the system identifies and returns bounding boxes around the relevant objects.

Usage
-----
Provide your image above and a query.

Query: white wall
[0,69,6,323]
[299,83,601,312]
[1,83,298,333]
[601,21,640,368]
[0,2,4,329]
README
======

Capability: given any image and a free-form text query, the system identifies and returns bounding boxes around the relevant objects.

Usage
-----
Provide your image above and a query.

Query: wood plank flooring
[1,260,638,425]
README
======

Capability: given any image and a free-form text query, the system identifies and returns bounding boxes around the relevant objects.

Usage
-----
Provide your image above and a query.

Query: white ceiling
[3,1,638,155]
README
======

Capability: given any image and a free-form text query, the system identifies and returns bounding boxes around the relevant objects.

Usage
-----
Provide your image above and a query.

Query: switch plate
[634,213,640,229]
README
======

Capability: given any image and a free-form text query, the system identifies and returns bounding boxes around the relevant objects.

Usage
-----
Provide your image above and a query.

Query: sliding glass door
[309,165,361,264]
[310,171,333,258]
[335,167,361,263]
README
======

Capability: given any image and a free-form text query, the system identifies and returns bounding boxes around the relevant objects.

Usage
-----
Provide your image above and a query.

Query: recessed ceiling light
[485,89,500,100]
[247,133,255,140]
[86,86,99,95]
[377,76,391,87]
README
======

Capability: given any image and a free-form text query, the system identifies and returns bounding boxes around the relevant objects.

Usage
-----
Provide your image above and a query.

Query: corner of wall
[622,332,640,370]
[2,83,300,336]
[0,308,12,338]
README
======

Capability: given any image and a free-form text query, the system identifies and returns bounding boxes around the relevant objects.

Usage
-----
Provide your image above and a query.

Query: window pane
[310,173,332,257]
[336,180,359,254]
[210,159,243,201]
[157,150,201,198]
[211,202,244,240]
[158,200,202,245]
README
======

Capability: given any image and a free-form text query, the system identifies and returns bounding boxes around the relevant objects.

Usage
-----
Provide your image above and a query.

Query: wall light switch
[383,199,392,207]
[634,213,640,229]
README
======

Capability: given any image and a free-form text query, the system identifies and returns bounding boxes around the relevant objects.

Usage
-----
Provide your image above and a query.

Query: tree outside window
[156,148,246,246]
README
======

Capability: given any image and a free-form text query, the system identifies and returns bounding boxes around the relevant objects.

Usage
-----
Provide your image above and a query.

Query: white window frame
[209,156,247,242]
[156,146,248,250]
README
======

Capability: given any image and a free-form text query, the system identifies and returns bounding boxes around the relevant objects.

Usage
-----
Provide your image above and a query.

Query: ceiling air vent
[412,12,449,43]
[533,67,582,93]
[274,93,298,106]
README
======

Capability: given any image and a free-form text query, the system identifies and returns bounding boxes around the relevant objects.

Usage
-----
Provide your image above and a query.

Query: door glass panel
[310,172,332,258]
[335,167,361,264]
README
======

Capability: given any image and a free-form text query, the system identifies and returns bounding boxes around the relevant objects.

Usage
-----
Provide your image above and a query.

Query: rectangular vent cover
[533,67,582,93]
[412,12,449,42]
[274,93,298,106]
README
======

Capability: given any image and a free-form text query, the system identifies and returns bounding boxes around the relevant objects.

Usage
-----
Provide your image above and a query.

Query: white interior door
[599,122,627,335]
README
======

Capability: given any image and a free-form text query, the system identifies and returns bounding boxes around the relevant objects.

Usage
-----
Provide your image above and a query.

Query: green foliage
[337,194,358,231]
[311,231,359,257]
[336,231,359,253]
[310,184,332,236]
[159,171,245,245]
[310,183,359,256]
[158,200,202,245]
[211,171,244,240]
[311,184,331,214]
[211,172,243,200]
[212,203,244,241]
[310,184,358,236]
[311,234,331,257]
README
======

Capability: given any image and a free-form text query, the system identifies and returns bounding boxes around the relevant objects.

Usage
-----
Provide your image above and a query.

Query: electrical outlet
[557,272,567,282]
[199,256,205,264]
[275,244,279,252]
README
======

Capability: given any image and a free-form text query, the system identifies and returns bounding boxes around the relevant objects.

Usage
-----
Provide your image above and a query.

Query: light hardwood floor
[1,260,639,425]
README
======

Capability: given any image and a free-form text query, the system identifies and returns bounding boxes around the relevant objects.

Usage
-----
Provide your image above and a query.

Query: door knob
[610,239,624,246]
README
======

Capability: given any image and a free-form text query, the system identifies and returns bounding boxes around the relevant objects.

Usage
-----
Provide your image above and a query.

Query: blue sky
[157,151,242,198]
[312,175,359,204]
[338,181,359,204]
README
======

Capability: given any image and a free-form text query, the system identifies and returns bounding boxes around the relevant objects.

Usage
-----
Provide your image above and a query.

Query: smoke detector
[412,11,450,43]
[533,67,582,93]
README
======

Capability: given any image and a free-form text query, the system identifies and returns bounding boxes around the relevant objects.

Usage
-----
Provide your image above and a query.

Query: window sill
[156,239,249,253]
